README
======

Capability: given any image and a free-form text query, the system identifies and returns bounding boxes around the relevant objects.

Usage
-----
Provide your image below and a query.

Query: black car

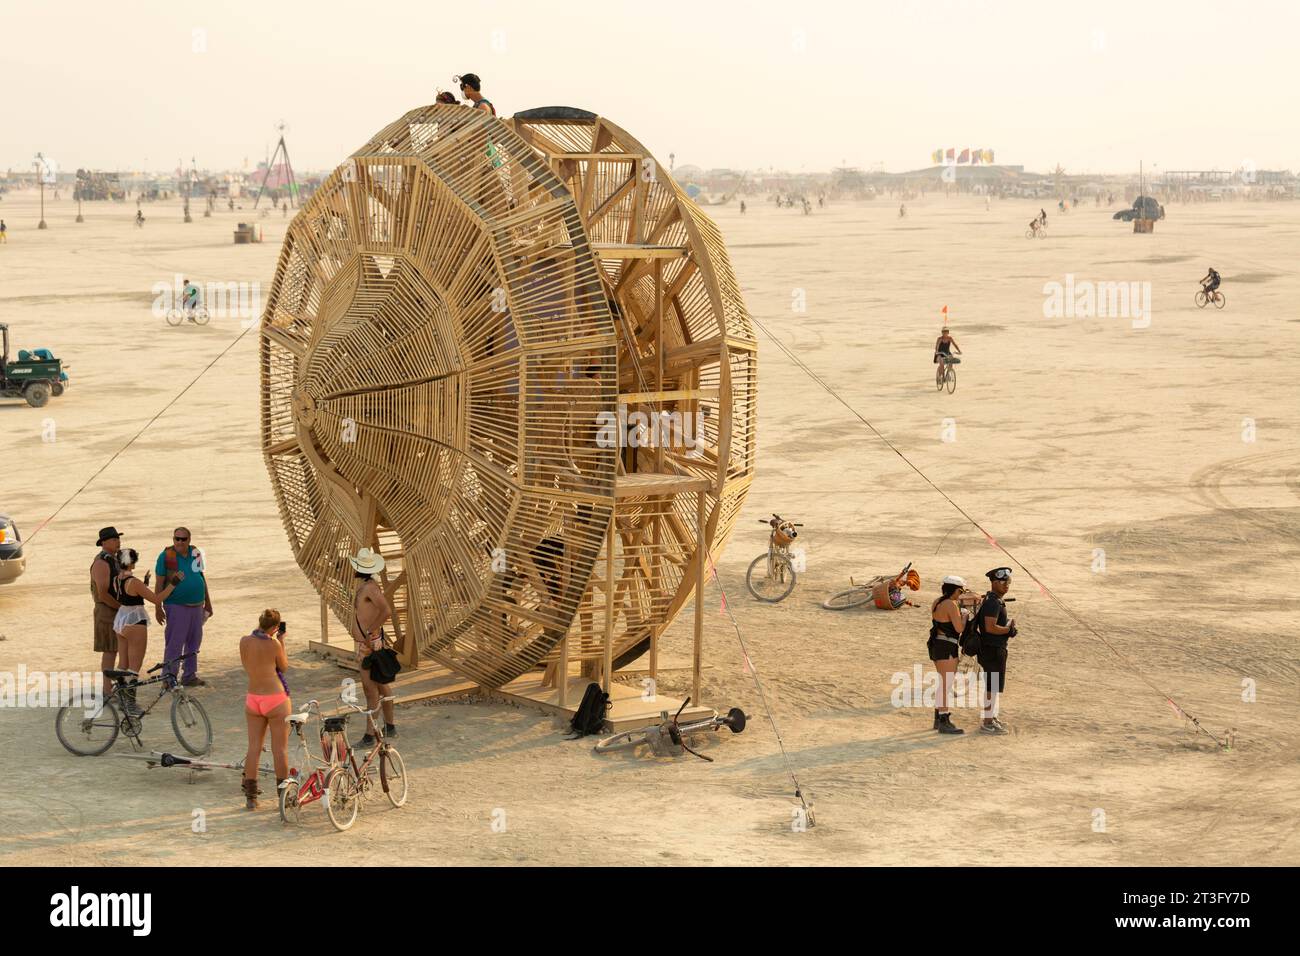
[0,514,26,583]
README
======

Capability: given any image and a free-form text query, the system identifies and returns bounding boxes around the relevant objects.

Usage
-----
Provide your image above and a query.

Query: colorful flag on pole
[932,149,943,165]
[946,148,955,162]
[958,148,970,164]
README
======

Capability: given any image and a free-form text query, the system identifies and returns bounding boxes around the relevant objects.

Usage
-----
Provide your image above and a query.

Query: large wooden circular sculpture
[260,104,755,689]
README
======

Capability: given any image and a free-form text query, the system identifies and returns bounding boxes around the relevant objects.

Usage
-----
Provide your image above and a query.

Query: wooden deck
[308,639,710,731]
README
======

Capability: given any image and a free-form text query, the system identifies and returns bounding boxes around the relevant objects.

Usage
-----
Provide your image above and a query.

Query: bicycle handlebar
[147,651,197,674]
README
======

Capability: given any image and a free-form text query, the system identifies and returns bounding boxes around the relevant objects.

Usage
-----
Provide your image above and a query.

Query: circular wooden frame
[261,104,755,687]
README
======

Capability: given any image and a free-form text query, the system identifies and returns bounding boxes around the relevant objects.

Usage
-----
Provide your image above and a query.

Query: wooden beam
[602,517,615,693]
[592,243,689,259]
[693,491,705,705]
[618,387,719,404]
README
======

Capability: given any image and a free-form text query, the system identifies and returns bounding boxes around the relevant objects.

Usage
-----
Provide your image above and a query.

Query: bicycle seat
[104,669,138,681]
[286,712,310,725]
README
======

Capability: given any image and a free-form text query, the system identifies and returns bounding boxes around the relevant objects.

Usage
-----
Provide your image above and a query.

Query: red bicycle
[278,699,350,825]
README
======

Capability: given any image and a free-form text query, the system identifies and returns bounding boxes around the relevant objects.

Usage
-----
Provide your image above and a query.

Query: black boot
[242,777,261,810]
[932,709,941,730]
[384,723,397,739]
[937,712,965,735]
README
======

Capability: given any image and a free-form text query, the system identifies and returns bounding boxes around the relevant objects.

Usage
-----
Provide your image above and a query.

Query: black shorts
[927,637,959,662]
[978,645,1007,693]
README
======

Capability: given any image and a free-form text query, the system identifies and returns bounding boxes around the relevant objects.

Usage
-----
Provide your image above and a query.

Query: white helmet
[941,574,966,588]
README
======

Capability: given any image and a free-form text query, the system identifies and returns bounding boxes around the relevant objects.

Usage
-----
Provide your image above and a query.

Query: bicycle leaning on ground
[593,697,747,761]
[317,695,409,831]
[55,652,212,757]
[745,513,803,603]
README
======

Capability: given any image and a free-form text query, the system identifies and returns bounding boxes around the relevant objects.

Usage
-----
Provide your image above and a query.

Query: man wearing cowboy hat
[350,547,397,746]
[977,567,1017,735]
[90,527,125,696]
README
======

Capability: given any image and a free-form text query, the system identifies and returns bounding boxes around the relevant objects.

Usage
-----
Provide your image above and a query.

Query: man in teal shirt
[155,527,213,685]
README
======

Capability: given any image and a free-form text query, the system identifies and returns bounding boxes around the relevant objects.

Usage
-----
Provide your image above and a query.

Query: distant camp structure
[258,104,756,710]
[74,169,125,202]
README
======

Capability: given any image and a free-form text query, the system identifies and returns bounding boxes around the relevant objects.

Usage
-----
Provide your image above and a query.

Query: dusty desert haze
[0,188,1298,865]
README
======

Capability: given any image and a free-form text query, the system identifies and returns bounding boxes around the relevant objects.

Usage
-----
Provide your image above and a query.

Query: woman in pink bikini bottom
[239,608,291,809]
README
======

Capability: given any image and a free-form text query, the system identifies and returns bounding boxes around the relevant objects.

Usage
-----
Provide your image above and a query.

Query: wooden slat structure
[259,103,756,707]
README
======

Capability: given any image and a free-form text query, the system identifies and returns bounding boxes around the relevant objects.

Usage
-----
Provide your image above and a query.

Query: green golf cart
[0,323,69,408]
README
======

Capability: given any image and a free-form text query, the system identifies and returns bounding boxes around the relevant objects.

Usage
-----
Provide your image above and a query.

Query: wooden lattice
[260,104,755,687]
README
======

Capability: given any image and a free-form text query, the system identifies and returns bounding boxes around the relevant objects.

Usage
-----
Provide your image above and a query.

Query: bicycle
[321,696,408,831]
[55,652,212,757]
[166,305,210,326]
[823,562,918,611]
[1025,225,1047,239]
[935,355,959,393]
[593,697,747,760]
[277,698,352,826]
[745,514,802,602]
[1194,287,1225,309]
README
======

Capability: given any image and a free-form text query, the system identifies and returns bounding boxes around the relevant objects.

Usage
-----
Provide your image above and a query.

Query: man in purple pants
[155,527,213,685]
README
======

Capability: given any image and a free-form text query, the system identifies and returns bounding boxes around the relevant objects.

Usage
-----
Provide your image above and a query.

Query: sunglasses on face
[174,536,190,542]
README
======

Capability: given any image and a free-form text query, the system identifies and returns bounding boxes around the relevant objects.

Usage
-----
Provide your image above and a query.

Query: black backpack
[568,682,610,737]
[959,607,982,657]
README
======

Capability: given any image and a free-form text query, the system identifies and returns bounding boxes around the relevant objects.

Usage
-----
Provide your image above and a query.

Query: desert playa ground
[0,188,1297,866]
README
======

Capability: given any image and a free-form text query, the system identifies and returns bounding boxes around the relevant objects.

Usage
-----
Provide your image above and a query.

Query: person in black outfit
[927,575,970,734]
[977,567,1017,735]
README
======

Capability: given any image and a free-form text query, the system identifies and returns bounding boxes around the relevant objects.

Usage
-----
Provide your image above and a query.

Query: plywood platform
[494,672,714,732]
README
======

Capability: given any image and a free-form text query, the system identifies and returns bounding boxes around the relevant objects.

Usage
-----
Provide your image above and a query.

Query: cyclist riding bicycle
[934,326,962,378]
[181,278,201,320]
[1029,216,1042,235]
[1200,266,1221,297]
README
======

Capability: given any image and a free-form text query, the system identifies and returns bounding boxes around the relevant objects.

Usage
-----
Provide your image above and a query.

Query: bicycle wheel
[165,308,183,326]
[1214,291,1226,309]
[194,307,211,325]
[279,778,303,825]
[1025,229,1035,239]
[946,366,957,393]
[1037,229,1047,239]
[593,729,650,754]
[170,693,212,755]
[55,698,121,756]
[324,767,359,831]
[935,365,946,390]
[1194,290,1208,308]
[822,588,873,611]
[381,747,409,808]
[746,552,796,603]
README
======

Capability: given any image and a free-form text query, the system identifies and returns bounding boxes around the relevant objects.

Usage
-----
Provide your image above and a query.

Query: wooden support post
[320,596,329,645]
[558,635,569,708]
[654,258,664,474]
[693,490,705,705]
[602,516,615,693]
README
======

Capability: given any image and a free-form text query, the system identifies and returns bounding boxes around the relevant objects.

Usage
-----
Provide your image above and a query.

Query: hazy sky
[3,0,1298,176]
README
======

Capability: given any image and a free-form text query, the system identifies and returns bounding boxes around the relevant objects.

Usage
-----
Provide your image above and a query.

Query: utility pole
[35,153,48,229]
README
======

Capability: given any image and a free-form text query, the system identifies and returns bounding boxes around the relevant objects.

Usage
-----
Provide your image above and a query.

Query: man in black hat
[977,567,1017,735]
[90,527,125,696]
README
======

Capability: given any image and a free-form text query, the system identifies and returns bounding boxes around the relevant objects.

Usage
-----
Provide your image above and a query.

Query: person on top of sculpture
[456,73,495,115]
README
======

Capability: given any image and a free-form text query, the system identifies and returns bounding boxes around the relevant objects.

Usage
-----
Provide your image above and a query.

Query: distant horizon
[3,158,1288,182]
